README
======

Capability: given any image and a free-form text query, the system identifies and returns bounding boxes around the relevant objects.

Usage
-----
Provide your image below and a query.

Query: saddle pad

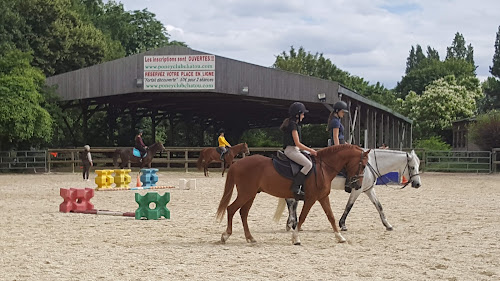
[272,152,313,180]
[133,148,147,158]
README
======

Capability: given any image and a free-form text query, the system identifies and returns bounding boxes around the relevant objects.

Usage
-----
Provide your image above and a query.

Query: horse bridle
[369,150,420,189]
[318,150,367,189]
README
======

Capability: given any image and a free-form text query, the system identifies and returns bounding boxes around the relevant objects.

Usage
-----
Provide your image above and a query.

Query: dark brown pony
[196,143,250,177]
[216,144,370,245]
[113,142,166,169]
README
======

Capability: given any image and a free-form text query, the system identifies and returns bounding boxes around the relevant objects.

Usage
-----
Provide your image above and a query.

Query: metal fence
[1,147,499,173]
[423,150,492,173]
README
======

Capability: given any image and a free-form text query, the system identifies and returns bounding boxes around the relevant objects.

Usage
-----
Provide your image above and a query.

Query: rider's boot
[220,152,225,161]
[290,172,306,200]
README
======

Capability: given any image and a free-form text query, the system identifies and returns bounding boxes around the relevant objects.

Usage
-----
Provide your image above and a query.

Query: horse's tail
[273,198,287,222]
[113,149,120,167]
[196,150,204,171]
[216,167,235,223]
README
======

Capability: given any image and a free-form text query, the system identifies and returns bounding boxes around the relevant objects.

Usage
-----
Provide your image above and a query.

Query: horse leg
[239,197,257,243]
[339,188,364,231]
[296,199,316,231]
[221,162,226,177]
[317,196,346,243]
[365,188,393,231]
[292,199,318,245]
[221,193,254,244]
[285,198,298,232]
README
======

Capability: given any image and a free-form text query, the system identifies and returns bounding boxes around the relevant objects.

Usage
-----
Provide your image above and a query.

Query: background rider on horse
[135,130,148,161]
[218,129,231,161]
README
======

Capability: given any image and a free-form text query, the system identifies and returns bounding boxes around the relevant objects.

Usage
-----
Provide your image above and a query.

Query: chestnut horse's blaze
[216,144,370,245]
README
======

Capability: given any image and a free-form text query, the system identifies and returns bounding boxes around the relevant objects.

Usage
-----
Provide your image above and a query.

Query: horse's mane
[317,144,360,157]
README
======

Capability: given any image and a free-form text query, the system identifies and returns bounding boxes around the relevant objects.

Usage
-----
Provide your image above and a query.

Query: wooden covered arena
[46,45,412,148]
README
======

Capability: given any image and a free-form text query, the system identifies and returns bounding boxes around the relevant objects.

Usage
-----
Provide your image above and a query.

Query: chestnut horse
[216,144,370,245]
[196,143,250,177]
[113,142,165,169]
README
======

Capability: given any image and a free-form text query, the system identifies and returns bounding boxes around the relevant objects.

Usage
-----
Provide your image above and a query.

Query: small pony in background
[197,143,250,177]
[113,142,165,169]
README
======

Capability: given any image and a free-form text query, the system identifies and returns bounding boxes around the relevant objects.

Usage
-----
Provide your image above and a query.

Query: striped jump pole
[70,209,135,217]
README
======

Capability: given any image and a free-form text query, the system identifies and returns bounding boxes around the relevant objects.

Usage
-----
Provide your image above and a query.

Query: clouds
[118,0,500,88]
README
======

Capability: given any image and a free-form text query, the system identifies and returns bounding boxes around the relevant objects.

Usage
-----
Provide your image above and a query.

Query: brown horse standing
[197,143,250,177]
[113,142,165,169]
[216,144,370,245]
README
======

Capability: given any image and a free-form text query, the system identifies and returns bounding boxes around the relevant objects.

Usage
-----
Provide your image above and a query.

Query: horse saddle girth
[133,148,147,158]
[272,151,314,180]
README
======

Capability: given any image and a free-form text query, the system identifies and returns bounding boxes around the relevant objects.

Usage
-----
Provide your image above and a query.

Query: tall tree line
[0,0,185,150]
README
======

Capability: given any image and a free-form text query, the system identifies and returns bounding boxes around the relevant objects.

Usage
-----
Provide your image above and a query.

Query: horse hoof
[386,226,393,231]
[221,232,230,243]
[340,226,348,231]
[335,232,347,243]
[246,237,257,243]
[291,231,301,245]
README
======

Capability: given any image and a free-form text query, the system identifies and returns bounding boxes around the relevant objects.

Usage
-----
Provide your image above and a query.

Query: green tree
[85,1,186,56]
[406,45,439,74]
[0,0,30,52]
[479,77,500,112]
[14,0,110,76]
[0,50,52,150]
[446,32,475,66]
[274,46,397,109]
[401,75,483,141]
[396,58,476,98]
[414,136,451,151]
[467,110,500,151]
[490,25,500,79]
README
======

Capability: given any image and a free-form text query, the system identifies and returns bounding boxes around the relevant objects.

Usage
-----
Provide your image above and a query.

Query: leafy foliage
[80,0,187,56]
[0,50,52,150]
[401,75,483,140]
[446,32,475,66]
[467,110,500,151]
[240,129,281,147]
[396,58,476,98]
[13,0,110,76]
[490,25,500,79]
[274,46,397,109]
[413,136,451,151]
[479,77,500,112]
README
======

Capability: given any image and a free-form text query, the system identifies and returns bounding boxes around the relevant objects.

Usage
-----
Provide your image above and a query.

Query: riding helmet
[333,101,348,113]
[218,128,225,134]
[288,102,309,117]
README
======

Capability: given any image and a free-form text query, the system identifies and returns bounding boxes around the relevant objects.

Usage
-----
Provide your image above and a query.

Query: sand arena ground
[1,171,499,280]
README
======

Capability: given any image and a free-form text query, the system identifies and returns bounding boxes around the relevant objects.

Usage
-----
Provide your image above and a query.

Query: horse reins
[317,149,366,189]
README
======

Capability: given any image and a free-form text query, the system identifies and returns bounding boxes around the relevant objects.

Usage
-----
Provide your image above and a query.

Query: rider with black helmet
[280,102,317,199]
[135,129,148,160]
[218,128,231,161]
[327,101,349,146]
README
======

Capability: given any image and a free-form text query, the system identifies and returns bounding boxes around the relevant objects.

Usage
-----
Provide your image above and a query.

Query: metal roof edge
[338,85,413,124]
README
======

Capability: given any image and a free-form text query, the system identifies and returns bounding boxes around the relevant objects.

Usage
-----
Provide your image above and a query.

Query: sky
[117,0,499,89]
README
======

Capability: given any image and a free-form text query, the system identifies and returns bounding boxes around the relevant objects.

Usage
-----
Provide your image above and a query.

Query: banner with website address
[143,55,215,90]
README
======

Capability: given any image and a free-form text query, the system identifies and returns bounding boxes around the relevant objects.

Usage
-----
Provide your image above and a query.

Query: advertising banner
[144,55,215,90]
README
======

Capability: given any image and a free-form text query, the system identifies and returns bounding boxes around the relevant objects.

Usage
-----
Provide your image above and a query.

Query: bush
[414,136,452,151]
[468,110,500,151]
